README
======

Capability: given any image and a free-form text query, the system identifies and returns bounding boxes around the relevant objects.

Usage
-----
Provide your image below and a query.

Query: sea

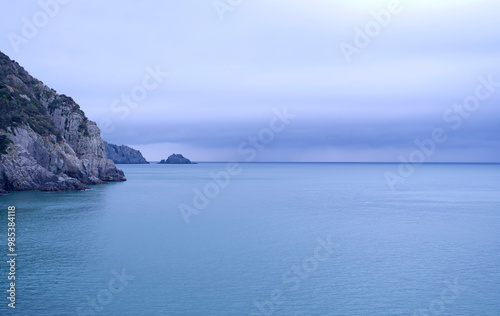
[0,163,499,315]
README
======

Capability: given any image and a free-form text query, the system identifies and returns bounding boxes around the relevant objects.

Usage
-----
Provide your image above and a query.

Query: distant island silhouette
[158,154,196,164]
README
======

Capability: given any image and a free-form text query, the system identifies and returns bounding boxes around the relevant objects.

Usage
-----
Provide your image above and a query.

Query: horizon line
[142,161,500,164]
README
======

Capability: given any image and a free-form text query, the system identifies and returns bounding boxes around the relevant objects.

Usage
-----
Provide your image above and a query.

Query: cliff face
[0,51,126,192]
[104,142,149,164]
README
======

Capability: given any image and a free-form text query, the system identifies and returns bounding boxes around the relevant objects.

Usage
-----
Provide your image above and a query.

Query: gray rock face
[0,51,126,192]
[104,142,149,164]
[158,154,195,164]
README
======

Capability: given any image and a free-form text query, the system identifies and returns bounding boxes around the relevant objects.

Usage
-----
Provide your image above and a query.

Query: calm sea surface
[0,163,499,315]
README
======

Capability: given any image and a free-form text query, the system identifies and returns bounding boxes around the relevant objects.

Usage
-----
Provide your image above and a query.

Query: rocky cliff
[104,142,149,164]
[0,51,126,192]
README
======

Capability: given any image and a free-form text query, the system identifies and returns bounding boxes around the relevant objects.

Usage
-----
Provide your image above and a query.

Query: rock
[0,51,126,193]
[104,142,149,164]
[158,154,195,164]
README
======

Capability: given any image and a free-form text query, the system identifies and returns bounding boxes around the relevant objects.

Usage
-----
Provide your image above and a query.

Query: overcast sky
[1,0,499,162]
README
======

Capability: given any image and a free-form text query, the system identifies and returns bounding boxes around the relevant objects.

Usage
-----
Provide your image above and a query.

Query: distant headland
[104,142,149,164]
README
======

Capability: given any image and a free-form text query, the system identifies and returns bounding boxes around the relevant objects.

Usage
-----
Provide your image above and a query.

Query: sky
[1,0,499,162]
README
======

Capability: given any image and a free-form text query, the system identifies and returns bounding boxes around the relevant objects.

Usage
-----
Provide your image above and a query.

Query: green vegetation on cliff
[0,135,12,155]
[0,77,62,141]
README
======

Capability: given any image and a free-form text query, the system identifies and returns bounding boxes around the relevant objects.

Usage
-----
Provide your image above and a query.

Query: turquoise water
[1,163,499,315]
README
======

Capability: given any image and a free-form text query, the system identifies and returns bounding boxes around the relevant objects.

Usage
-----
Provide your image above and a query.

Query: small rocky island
[158,154,196,164]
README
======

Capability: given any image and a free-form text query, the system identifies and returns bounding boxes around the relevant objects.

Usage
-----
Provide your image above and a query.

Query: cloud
[1,0,499,162]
